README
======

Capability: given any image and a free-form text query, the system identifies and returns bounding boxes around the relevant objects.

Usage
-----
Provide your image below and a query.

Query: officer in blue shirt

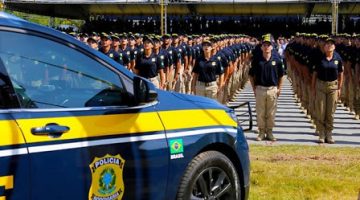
[249,34,284,142]
[134,36,165,89]
[111,34,130,69]
[153,36,168,89]
[312,37,343,144]
[99,33,120,63]
[192,40,224,100]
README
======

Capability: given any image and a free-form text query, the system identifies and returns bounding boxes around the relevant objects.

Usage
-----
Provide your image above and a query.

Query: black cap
[87,37,97,44]
[128,34,135,40]
[100,33,112,40]
[202,40,212,46]
[325,37,335,44]
[153,36,161,43]
[143,35,154,44]
[162,34,171,39]
[111,35,120,41]
[134,33,141,39]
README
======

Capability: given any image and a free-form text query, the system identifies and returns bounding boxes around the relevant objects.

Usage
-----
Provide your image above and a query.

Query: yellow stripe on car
[159,109,236,130]
[2,109,235,146]
[0,121,26,146]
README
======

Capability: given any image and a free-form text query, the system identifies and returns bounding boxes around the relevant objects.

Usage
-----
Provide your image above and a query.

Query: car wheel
[176,151,241,200]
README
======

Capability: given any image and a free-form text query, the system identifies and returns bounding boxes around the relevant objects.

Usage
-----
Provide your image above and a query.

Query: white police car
[0,12,250,200]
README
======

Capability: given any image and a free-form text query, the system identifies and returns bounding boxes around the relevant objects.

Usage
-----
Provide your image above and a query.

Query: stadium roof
[4,0,360,19]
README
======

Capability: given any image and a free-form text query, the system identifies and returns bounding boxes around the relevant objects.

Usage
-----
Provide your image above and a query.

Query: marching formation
[285,33,360,144]
[70,31,359,144]
[71,32,254,104]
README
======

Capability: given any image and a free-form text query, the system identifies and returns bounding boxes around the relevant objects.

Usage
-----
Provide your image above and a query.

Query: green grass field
[249,145,360,200]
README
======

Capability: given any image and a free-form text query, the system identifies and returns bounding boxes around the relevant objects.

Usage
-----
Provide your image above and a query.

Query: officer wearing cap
[153,36,168,89]
[128,34,138,71]
[311,37,343,144]
[191,40,224,100]
[172,33,186,93]
[87,37,98,50]
[249,34,285,142]
[161,34,180,91]
[114,34,131,69]
[133,36,165,89]
[99,33,121,63]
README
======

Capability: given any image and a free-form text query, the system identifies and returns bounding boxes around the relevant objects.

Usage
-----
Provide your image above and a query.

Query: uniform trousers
[166,66,175,91]
[195,81,218,100]
[149,77,160,88]
[174,64,185,93]
[315,79,338,134]
[255,86,278,132]
[184,65,193,94]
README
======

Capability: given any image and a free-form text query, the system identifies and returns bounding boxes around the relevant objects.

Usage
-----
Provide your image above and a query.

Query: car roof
[0,11,134,78]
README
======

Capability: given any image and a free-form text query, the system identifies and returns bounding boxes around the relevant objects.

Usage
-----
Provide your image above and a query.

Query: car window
[0,30,127,108]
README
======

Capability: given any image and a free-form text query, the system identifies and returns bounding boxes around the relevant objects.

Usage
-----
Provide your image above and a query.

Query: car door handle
[31,123,70,138]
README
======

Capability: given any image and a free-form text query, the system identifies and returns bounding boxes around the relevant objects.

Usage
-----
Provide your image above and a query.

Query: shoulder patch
[272,61,276,66]
[152,58,156,62]
[212,62,216,66]
[334,60,339,65]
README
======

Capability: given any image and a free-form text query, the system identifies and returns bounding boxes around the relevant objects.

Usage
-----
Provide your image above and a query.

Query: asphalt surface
[228,76,360,147]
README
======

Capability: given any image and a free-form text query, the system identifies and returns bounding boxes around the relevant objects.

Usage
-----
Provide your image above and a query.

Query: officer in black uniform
[153,35,169,89]
[191,40,224,100]
[312,37,343,144]
[134,36,165,89]
[99,33,120,63]
[249,34,285,141]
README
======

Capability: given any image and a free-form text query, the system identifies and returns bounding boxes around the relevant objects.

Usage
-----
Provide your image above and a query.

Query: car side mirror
[133,76,158,106]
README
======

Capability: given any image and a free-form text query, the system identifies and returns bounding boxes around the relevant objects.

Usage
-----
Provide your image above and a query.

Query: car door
[0,29,168,200]
[0,58,29,200]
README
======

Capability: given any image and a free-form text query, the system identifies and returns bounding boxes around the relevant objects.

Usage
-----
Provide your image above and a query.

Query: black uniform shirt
[314,52,343,82]
[118,47,131,66]
[249,55,284,87]
[155,49,169,69]
[193,55,224,83]
[217,50,230,69]
[99,48,120,63]
[165,46,181,68]
[135,52,164,79]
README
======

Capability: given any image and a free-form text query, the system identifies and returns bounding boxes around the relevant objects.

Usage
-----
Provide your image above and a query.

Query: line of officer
[336,34,360,120]
[79,32,254,103]
[285,33,360,144]
[249,34,285,142]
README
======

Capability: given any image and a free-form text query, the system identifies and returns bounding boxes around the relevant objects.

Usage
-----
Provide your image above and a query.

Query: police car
[0,12,250,200]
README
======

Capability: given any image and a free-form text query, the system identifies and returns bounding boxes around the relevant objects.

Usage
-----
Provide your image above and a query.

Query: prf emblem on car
[0,175,13,200]
[88,154,125,200]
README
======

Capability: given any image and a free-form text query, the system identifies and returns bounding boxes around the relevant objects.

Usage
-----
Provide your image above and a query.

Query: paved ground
[228,76,360,147]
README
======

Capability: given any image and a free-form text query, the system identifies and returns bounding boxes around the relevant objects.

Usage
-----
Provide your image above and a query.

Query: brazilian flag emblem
[169,139,184,154]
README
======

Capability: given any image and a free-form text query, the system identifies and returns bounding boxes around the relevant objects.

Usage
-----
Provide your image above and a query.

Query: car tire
[176,151,241,200]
